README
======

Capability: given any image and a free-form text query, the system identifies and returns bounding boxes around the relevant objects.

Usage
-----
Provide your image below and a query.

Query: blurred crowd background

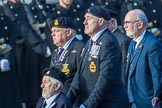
[0,0,162,108]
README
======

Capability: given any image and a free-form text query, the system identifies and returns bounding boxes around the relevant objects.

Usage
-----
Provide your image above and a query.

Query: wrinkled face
[51,27,67,47]
[83,13,100,37]
[123,13,140,39]
[41,76,55,99]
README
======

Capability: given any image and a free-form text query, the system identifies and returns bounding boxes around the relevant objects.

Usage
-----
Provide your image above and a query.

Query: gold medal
[61,64,70,75]
[89,61,96,73]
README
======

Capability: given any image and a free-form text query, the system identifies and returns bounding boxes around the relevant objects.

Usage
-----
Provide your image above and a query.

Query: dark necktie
[42,101,47,108]
[55,47,64,63]
[131,41,137,59]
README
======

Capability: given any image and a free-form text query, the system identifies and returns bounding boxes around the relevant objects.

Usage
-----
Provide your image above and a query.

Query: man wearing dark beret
[50,17,85,94]
[67,6,129,108]
[36,67,72,108]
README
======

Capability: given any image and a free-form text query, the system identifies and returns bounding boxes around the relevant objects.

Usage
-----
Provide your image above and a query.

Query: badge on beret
[46,71,50,75]
[54,20,59,26]
[89,61,96,73]
[61,64,69,75]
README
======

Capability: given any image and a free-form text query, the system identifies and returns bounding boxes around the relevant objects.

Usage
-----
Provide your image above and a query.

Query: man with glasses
[124,9,162,108]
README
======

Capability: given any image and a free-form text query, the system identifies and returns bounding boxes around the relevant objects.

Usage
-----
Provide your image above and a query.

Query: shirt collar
[62,36,75,50]
[45,92,60,108]
[91,27,107,42]
[134,29,146,49]
[111,26,118,33]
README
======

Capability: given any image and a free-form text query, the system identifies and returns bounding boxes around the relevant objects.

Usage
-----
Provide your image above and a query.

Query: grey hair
[49,77,64,89]
[135,9,148,27]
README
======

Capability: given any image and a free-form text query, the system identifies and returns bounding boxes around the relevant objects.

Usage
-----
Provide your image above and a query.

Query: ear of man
[54,82,61,91]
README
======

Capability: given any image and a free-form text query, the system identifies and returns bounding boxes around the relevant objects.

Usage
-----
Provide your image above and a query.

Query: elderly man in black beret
[36,67,72,108]
[67,6,129,108]
[50,17,85,94]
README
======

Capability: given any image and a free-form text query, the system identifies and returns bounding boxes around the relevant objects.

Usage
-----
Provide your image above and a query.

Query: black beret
[107,9,118,19]
[86,6,111,21]
[43,67,67,84]
[51,17,75,29]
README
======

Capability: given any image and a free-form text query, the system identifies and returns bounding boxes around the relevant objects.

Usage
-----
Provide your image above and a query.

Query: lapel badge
[98,42,102,45]
[61,64,70,75]
[139,44,143,49]
[89,61,96,73]
[127,54,129,62]
[80,48,85,57]
[71,50,77,53]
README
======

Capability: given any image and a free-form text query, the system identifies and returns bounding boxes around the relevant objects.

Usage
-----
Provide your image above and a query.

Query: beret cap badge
[54,20,59,26]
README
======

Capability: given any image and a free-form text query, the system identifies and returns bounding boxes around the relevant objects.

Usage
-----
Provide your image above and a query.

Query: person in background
[47,0,87,42]
[107,9,131,84]
[0,6,22,108]
[50,17,85,94]
[67,6,129,108]
[36,67,72,108]
[124,9,162,108]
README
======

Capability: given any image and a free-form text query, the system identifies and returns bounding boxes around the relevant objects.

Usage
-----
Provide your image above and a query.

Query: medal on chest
[89,61,96,73]
[61,64,70,75]
[89,42,101,58]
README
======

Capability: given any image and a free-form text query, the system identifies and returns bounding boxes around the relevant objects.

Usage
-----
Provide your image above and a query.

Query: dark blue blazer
[68,29,129,108]
[36,92,72,108]
[126,31,162,108]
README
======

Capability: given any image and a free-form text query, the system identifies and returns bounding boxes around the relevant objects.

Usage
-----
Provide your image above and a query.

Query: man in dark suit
[36,67,72,108]
[67,6,129,108]
[50,17,85,94]
[124,9,162,108]
[107,9,131,84]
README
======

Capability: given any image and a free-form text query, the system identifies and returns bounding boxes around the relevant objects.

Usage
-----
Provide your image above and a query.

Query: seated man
[36,67,72,108]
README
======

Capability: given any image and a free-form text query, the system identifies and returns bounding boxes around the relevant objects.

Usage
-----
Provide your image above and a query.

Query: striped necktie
[55,47,64,62]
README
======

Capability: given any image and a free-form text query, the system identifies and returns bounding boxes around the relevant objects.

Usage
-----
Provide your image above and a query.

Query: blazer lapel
[79,39,91,73]
[125,42,134,80]
[128,32,148,78]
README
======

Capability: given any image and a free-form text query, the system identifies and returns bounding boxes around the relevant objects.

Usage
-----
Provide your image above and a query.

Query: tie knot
[132,41,137,50]
[58,47,64,54]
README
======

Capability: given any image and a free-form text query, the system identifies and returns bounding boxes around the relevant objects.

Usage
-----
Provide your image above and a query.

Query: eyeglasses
[123,20,140,25]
